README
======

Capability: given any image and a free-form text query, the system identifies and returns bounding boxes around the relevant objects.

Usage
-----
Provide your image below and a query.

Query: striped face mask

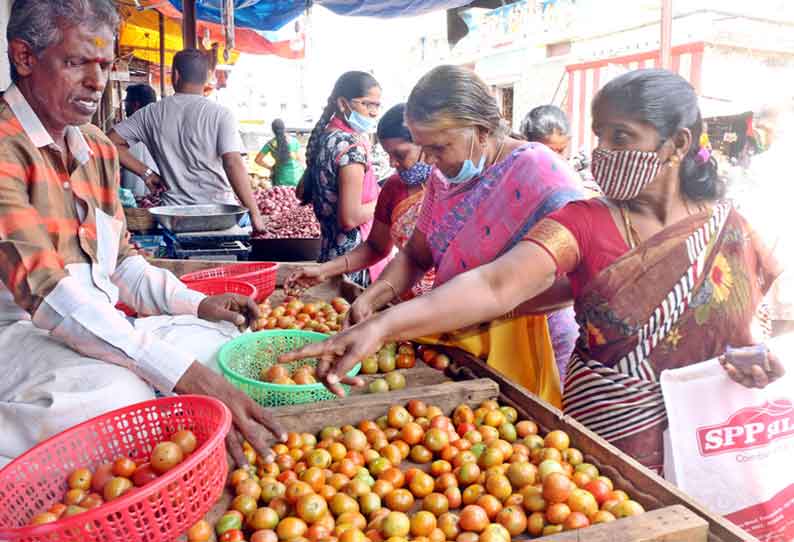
[591,148,664,200]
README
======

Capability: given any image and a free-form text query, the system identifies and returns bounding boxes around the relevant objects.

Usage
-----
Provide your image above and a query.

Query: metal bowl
[149,204,247,233]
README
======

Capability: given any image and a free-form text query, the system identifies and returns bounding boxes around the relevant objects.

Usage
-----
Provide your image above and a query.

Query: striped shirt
[0,84,205,392]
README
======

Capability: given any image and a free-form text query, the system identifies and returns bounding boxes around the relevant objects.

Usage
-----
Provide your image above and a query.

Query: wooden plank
[540,505,707,542]
[270,379,498,434]
[350,366,449,395]
[445,349,754,542]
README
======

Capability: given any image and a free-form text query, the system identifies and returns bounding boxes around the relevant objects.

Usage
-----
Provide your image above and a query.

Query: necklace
[619,199,706,250]
[490,138,507,168]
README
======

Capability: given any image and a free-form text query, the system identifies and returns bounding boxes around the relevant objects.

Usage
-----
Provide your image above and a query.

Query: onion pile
[253,186,321,239]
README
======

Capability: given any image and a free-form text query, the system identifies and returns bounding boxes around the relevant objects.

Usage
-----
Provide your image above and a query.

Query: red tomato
[219,529,244,542]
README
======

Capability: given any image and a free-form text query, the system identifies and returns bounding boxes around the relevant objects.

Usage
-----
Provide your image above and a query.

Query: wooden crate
[150,259,748,541]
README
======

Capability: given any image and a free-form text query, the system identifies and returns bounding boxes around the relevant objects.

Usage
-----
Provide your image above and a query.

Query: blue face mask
[345,109,377,134]
[447,134,485,184]
[398,161,432,187]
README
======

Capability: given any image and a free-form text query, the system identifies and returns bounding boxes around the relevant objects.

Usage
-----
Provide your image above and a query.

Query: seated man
[110,49,266,232]
[0,0,283,467]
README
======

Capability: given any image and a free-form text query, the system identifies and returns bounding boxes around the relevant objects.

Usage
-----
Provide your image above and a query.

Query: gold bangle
[381,279,399,300]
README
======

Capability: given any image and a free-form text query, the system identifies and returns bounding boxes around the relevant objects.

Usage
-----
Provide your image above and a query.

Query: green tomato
[215,513,243,535]
[361,356,379,374]
[369,378,389,393]
[384,371,406,391]
[498,422,517,442]
[471,442,487,458]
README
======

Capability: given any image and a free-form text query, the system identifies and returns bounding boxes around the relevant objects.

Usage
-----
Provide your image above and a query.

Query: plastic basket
[180,262,278,303]
[186,279,258,299]
[0,395,231,542]
[218,330,361,407]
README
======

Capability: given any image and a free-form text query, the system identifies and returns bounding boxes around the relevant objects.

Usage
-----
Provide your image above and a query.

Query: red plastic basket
[180,262,278,303]
[0,395,231,542]
[187,279,258,299]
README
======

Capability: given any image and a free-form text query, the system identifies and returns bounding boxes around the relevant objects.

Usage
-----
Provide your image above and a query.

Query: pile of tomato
[28,430,198,526]
[251,298,350,334]
[206,400,644,541]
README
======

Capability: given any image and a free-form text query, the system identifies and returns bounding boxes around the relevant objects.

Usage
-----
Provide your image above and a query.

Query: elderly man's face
[15,24,114,133]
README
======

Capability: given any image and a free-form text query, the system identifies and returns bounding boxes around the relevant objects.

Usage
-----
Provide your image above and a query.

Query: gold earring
[668,155,680,167]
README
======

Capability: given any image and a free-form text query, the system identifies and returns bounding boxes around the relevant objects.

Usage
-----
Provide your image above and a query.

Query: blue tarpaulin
[167,0,472,31]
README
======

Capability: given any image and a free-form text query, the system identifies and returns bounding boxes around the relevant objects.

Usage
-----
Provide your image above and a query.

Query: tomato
[170,430,198,455]
[395,353,416,370]
[91,463,114,493]
[476,494,503,520]
[295,493,327,524]
[434,472,457,492]
[423,428,449,453]
[218,529,245,542]
[571,471,592,488]
[537,459,565,482]
[67,468,92,491]
[592,510,616,524]
[515,420,538,438]
[29,512,58,525]
[422,492,449,517]
[523,493,547,514]
[574,462,599,480]
[582,479,610,506]
[431,353,450,370]
[387,406,411,429]
[485,474,512,502]
[330,493,359,516]
[400,422,424,445]
[498,423,517,442]
[285,481,313,505]
[459,504,489,533]
[478,447,504,469]
[543,472,573,504]
[63,505,86,517]
[269,497,289,519]
[406,400,427,418]
[613,499,645,518]
[409,471,435,498]
[546,502,571,525]
[497,505,527,536]
[131,463,158,487]
[436,512,459,540]
[342,429,368,452]
[444,486,462,509]
[250,529,279,542]
[80,493,104,509]
[248,507,280,530]
[231,494,257,517]
[64,488,86,506]
[462,483,485,505]
[216,513,244,535]
[506,461,537,489]
[410,510,437,537]
[410,444,433,464]
[276,517,308,540]
[103,477,133,501]
[383,488,414,512]
[186,520,213,542]
[381,511,410,538]
[150,442,183,474]
[564,511,591,532]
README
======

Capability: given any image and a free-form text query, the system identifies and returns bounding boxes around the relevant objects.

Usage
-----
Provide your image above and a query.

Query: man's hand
[198,293,261,330]
[144,171,163,192]
[252,214,268,235]
[174,362,286,466]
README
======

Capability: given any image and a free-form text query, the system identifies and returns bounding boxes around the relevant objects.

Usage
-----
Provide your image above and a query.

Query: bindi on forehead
[93,36,107,48]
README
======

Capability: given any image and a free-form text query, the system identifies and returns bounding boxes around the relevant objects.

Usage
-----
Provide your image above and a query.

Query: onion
[252,186,321,239]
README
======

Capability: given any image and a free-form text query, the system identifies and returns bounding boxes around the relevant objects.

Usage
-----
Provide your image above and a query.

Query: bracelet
[343,254,351,273]
[381,278,399,300]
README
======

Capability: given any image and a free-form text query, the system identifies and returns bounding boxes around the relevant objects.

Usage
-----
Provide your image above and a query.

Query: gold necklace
[490,138,507,167]
[619,199,705,249]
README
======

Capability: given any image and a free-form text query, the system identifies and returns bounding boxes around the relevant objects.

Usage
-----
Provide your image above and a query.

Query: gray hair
[7,0,120,82]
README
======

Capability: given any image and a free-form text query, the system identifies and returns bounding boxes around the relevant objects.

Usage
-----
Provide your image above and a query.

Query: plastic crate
[186,279,258,299]
[0,395,231,542]
[180,262,278,303]
[217,330,361,407]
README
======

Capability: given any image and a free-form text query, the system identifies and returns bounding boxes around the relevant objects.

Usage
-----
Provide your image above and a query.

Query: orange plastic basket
[0,395,231,542]
[180,262,278,303]
[187,279,258,299]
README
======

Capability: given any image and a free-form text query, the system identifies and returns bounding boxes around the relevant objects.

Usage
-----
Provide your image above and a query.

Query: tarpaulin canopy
[119,5,304,64]
[165,0,472,32]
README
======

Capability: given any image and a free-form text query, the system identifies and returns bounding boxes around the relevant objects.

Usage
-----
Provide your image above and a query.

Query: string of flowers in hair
[696,145,712,164]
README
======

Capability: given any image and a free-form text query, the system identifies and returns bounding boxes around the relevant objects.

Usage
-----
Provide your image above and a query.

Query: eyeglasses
[350,99,381,113]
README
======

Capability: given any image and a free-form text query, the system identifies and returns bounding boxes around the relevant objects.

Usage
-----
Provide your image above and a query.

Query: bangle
[381,279,399,300]
[343,254,351,273]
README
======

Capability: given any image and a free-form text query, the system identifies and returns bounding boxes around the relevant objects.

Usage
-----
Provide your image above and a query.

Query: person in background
[310,66,582,405]
[119,83,158,198]
[521,104,601,196]
[255,118,304,187]
[109,49,266,233]
[286,103,435,297]
[284,69,783,473]
[298,71,383,287]
[0,0,283,467]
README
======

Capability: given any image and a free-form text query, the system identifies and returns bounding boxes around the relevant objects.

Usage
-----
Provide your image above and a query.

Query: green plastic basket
[217,330,361,407]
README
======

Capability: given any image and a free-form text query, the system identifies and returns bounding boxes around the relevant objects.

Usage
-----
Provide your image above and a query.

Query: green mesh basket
[217,330,361,407]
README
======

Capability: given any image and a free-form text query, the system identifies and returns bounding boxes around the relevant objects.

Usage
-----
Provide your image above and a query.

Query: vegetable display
[253,186,320,239]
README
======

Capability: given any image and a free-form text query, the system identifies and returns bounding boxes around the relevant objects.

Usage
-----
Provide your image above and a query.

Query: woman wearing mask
[318,66,583,406]
[299,71,383,287]
[287,104,435,297]
[283,70,783,472]
[255,118,304,187]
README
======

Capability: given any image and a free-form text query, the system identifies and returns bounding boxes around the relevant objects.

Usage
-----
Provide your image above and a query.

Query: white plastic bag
[661,335,794,541]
